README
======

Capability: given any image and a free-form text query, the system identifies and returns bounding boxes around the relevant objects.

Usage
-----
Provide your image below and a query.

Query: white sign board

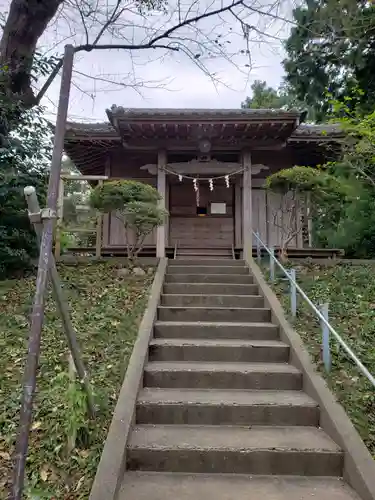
[211,202,226,214]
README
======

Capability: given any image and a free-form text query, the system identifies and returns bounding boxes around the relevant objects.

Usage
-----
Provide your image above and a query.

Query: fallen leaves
[40,465,49,482]
[0,262,154,499]
[31,421,42,431]
[75,475,85,491]
[272,262,375,457]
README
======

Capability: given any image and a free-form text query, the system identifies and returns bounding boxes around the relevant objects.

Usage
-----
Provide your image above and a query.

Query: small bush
[90,180,167,260]
[90,180,160,213]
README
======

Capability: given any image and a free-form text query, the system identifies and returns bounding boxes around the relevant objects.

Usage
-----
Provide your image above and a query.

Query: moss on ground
[0,262,154,499]
[271,262,375,456]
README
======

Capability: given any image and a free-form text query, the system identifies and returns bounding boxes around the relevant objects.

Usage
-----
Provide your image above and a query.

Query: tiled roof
[64,113,343,141]
[66,121,117,135]
[291,123,342,137]
[107,105,301,119]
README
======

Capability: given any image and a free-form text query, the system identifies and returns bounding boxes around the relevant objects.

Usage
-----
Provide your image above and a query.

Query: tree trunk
[0,0,64,105]
[279,247,289,263]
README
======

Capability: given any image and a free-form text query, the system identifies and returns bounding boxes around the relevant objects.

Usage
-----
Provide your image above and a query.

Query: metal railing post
[290,268,297,317]
[269,246,275,282]
[256,232,261,264]
[320,302,331,372]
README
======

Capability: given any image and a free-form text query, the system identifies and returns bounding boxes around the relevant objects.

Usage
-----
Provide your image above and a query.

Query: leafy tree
[0,102,52,277]
[61,157,94,234]
[325,189,375,258]
[327,93,375,186]
[265,166,349,260]
[241,80,316,120]
[90,180,167,260]
[242,80,291,109]
[314,94,375,256]
[284,0,375,122]
[267,90,375,259]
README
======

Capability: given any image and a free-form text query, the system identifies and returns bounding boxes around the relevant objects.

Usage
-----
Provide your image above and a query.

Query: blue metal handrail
[252,230,375,388]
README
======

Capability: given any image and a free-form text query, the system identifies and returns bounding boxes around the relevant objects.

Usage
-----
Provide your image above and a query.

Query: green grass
[0,262,154,499]
[271,262,375,456]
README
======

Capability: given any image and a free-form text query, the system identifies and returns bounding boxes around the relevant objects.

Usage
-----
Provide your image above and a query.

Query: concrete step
[148,338,289,363]
[164,283,259,296]
[177,248,232,256]
[174,259,245,266]
[136,388,319,426]
[119,473,360,500]
[161,294,264,308]
[144,361,302,390]
[175,256,232,260]
[168,265,249,275]
[154,321,279,340]
[158,306,271,323]
[127,425,343,476]
[165,274,254,284]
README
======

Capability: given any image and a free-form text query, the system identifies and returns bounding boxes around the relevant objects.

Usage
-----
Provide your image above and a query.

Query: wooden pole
[242,150,252,262]
[55,177,64,259]
[12,44,75,500]
[24,185,96,418]
[235,181,242,248]
[67,354,77,453]
[307,192,313,247]
[96,180,103,258]
[156,150,166,258]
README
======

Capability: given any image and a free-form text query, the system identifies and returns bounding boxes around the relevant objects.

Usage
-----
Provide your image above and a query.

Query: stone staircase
[119,259,360,500]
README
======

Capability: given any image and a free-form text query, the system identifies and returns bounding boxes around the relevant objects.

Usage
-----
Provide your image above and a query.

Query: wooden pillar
[157,150,167,258]
[242,150,252,262]
[54,178,64,259]
[235,180,242,248]
[307,192,313,247]
[164,177,170,246]
[96,180,104,258]
[102,158,110,247]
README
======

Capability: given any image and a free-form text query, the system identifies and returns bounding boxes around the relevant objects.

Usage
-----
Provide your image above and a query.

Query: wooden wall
[250,188,304,248]
[105,150,158,247]
[104,150,305,249]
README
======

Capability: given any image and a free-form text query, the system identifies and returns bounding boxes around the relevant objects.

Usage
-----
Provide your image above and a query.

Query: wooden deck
[60,246,344,260]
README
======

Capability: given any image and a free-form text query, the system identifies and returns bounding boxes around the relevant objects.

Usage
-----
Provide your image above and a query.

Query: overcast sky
[44,44,286,124]
[2,0,292,123]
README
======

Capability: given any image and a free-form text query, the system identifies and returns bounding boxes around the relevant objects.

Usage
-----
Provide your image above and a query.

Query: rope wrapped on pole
[12,44,75,500]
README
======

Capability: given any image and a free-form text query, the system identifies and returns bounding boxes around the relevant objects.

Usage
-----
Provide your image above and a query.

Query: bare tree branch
[3,0,293,115]
[74,0,90,44]
[270,190,306,257]
[72,68,172,95]
[75,41,180,51]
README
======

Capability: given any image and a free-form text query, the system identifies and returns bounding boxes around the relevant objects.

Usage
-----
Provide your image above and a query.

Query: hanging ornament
[225,175,230,188]
[193,178,200,206]
[209,178,214,191]
[178,174,182,182]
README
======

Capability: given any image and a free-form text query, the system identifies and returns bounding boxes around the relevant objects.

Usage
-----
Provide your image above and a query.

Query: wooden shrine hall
[62,107,343,259]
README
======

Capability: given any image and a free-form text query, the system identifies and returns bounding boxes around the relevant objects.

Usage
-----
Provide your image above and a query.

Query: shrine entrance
[168,179,235,248]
